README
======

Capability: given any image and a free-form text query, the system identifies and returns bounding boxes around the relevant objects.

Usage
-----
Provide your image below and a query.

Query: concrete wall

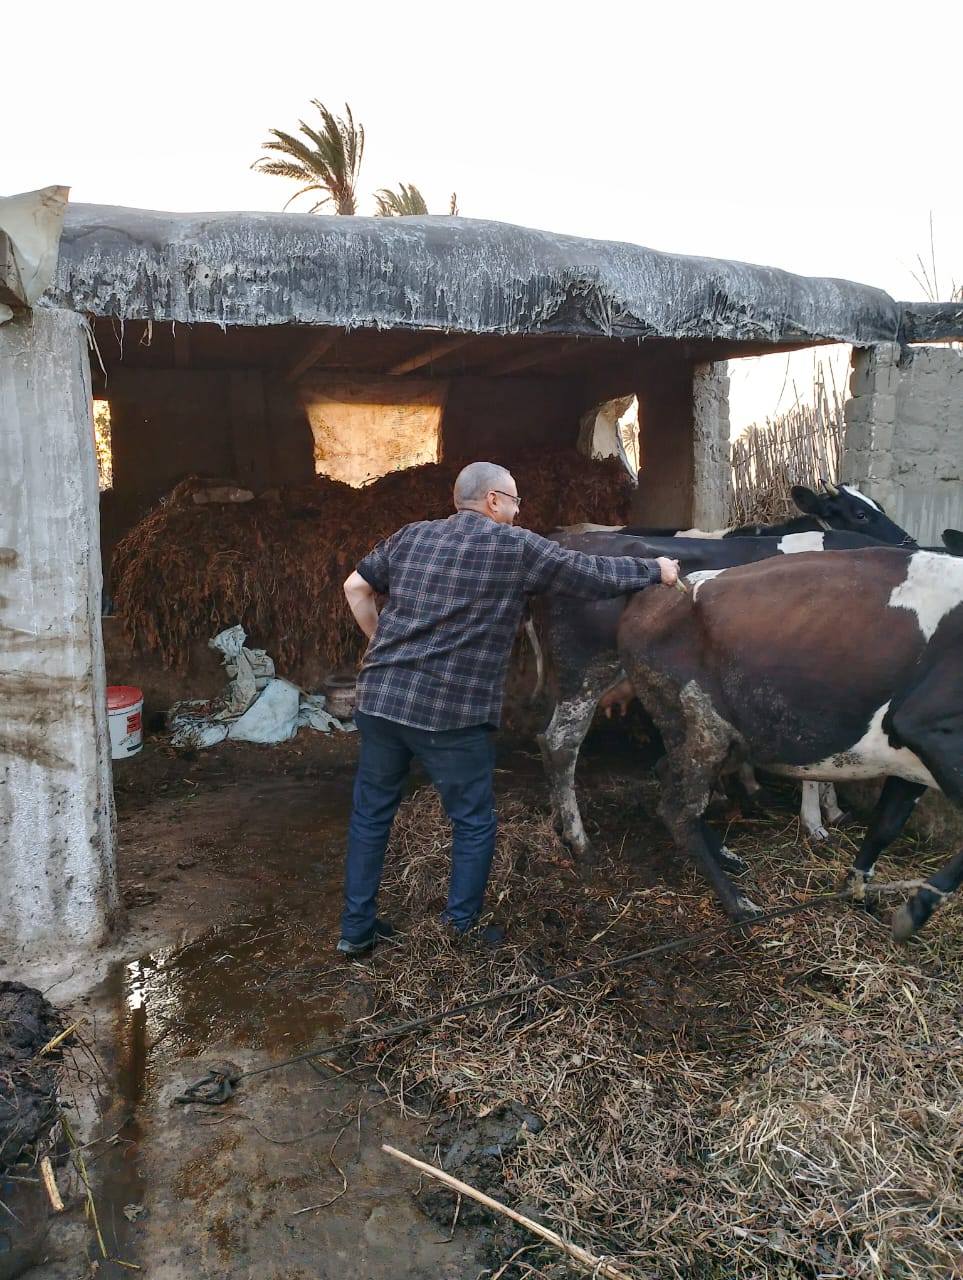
[0,308,118,959]
[691,361,731,530]
[101,366,587,571]
[578,354,698,527]
[843,343,963,544]
[101,368,315,579]
[632,360,695,526]
[441,375,581,461]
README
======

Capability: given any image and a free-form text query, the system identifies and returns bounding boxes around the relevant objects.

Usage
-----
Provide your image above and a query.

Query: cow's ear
[943,529,963,557]
[791,485,820,514]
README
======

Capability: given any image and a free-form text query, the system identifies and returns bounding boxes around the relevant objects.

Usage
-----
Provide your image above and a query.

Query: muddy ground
[0,724,656,1280]
[1,723,935,1280]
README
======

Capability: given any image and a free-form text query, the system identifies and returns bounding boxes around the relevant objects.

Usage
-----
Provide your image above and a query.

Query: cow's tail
[523,615,545,705]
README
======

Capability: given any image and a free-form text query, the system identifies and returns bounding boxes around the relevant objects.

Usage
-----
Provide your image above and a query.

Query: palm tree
[252,101,364,214]
[374,183,429,217]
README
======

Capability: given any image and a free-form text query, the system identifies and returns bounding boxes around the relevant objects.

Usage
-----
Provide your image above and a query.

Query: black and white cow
[532,530,908,858]
[565,482,917,545]
[616,548,963,937]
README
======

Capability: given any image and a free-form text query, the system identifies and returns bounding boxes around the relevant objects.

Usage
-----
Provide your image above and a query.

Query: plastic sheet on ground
[169,626,355,749]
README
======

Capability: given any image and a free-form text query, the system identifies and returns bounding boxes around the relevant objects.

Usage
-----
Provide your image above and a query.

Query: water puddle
[87,896,348,1272]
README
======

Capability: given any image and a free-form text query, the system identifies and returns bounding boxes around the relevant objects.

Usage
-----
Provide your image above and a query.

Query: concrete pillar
[0,307,118,960]
[691,361,731,530]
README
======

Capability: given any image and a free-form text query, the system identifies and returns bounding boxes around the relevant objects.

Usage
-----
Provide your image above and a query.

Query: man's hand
[655,556,681,586]
[344,571,380,639]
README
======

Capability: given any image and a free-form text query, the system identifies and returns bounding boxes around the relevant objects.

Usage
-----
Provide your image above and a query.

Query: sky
[4,0,960,427]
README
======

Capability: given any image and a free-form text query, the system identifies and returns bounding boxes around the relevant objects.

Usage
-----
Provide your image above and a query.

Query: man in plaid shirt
[338,461,679,953]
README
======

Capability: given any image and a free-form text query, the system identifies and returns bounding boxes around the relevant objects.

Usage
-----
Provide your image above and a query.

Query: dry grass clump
[112,452,633,675]
[349,786,963,1279]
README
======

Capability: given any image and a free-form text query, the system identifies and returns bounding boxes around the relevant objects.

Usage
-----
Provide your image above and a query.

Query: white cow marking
[888,550,963,641]
[677,527,726,539]
[773,703,938,789]
[558,523,622,534]
[688,568,726,601]
[841,484,882,513]
[778,531,825,554]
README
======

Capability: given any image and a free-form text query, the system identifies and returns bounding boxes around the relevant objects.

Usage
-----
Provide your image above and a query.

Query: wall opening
[726,346,847,527]
[93,398,113,490]
[299,375,445,487]
[576,394,640,482]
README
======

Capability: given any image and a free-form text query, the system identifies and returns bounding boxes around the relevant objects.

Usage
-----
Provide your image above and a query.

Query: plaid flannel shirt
[353,510,662,731]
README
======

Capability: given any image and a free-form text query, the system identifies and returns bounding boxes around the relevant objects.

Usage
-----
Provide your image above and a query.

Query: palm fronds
[373,182,429,217]
[252,100,364,214]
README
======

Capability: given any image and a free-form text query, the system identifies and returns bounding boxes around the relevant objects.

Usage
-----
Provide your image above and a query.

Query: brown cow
[617,548,963,938]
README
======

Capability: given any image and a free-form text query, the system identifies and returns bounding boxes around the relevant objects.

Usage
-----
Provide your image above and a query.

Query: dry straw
[111,452,633,676]
[349,785,963,1280]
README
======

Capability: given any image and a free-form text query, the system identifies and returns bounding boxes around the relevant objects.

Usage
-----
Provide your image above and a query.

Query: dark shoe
[336,918,395,955]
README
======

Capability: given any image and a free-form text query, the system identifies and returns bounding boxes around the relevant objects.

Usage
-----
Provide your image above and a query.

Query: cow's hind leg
[892,846,963,940]
[700,820,749,877]
[664,810,760,920]
[654,759,759,920]
[843,777,927,902]
[800,781,829,842]
[536,693,600,861]
[820,783,845,826]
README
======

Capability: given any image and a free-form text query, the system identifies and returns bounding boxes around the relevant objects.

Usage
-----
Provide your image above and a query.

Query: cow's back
[618,549,953,767]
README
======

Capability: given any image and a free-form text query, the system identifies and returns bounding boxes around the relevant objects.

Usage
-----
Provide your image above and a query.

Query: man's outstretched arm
[344,571,380,639]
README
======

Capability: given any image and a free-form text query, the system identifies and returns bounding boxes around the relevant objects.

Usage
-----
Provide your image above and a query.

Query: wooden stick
[382,1144,632,1280]
[37,1018,84,1057]
[40,1156,64,1212]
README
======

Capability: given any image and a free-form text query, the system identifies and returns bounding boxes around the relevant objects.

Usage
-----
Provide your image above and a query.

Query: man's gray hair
[453,461,514,508]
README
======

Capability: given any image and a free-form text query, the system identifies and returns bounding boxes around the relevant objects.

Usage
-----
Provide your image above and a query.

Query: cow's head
[790,482,916,546]
[943,529,963,557]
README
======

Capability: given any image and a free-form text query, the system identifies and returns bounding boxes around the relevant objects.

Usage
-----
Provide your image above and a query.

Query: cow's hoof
[841,868,870,903]
[570,846,598,873]
[891,888,942,941]
[891,901,917,942]
[716,845,749,876]
[806,824,831,844]
[732,894,762,921]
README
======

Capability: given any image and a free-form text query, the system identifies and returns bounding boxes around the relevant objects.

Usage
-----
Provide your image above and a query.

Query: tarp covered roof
[47,203,902,346]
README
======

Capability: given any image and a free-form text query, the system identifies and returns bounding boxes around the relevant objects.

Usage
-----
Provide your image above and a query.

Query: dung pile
[0,982,64,1171]
[346,786,963,1280]
[112,452,633,675]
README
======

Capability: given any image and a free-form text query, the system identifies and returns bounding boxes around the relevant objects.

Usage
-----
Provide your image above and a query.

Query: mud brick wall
[843,343,963,545]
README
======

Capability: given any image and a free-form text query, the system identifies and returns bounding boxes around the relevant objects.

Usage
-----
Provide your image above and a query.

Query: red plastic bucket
[107,685,143,758]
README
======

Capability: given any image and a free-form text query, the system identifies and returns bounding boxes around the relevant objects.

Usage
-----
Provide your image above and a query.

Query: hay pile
[112,452,633,675]
[347,786,963,1280]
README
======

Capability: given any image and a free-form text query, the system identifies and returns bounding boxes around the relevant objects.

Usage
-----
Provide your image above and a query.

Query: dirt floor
[2,724,959,1280]
[3,729,488,1279]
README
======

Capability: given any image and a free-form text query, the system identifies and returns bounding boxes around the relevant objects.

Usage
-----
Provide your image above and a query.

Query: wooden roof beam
[386,333,479,375]
[480,337,589,377]
[281,328,342,383]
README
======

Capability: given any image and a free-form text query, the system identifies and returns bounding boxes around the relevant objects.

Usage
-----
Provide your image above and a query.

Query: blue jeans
[341,711,498,942]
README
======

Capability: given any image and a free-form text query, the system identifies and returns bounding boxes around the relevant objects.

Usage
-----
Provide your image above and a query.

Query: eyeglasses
[492,490,521,508]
